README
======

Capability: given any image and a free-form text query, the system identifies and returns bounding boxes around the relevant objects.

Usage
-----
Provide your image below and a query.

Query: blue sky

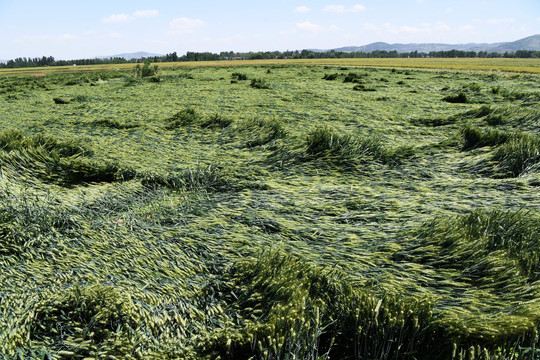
[0,0,539,59]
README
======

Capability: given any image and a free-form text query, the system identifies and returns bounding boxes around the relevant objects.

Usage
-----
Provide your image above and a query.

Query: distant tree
[135,59,158,78]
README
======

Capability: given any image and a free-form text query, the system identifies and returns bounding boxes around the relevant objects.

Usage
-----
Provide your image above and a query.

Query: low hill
[316,34,540,54]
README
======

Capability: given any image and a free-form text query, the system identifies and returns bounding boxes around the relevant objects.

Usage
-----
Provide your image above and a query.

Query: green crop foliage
[0,63,539,359]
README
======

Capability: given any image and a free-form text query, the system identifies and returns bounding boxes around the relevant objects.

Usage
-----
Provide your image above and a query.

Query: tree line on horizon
[1,49,539,69]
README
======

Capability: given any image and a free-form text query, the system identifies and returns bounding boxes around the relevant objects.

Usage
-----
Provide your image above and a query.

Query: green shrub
[134,59,158,78]
[343,73,365,83]
[231,72,248,81]
[250,78,270,89]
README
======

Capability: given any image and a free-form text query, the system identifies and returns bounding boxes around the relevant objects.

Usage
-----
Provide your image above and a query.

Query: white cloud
[297,21,323,32]
[485,18,515,24]
[296,21,338,33]
[169,17,205,35]
[102,13,135,24]
[62,34,78,40]
[294,6,311,14]
[537,17,540,22]
[133,10,159,18]
[323,4,366,13]
[102,10,158,24]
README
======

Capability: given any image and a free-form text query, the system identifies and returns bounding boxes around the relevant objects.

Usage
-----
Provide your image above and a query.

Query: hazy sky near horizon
[0,0,539,60]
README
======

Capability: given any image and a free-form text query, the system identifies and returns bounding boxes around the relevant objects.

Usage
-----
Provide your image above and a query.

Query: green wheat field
[0,61,539,359]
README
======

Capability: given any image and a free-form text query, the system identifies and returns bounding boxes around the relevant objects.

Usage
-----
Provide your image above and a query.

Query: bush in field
[231,72,248,81]
[250,78,269,89]
[343,73,366,83]
[135,59,158,78]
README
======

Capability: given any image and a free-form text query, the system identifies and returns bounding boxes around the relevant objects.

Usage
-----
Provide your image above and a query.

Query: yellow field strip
[0,58,539,76]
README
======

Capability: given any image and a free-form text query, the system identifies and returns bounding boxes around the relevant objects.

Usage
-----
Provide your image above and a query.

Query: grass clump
[165,108,202,129]
[353,84,377,91]
[401,209,540,280]
[322,73,339,80]
[393,209,540,356]
[410,117,455,127]
[484,105,540,129]
[203,250,436,360]
[91,119,140,129]
[460,125,511,150]
[492,133,540,177]
[53,97,70,105]
[30,284,139,358]
[0,128,91,157]
[200,113,233,129]
[0,129,134,185]
[165,109,233,130]
[0,189,74,256]
[141,164,229,192]
[443,92,469,103]
[304,125,408,165]
[236,117,285,147]
[459,105,492,119]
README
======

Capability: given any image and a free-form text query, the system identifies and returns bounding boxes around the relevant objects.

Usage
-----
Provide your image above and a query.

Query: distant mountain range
[99,51,164,60]
[313,34,540,54]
